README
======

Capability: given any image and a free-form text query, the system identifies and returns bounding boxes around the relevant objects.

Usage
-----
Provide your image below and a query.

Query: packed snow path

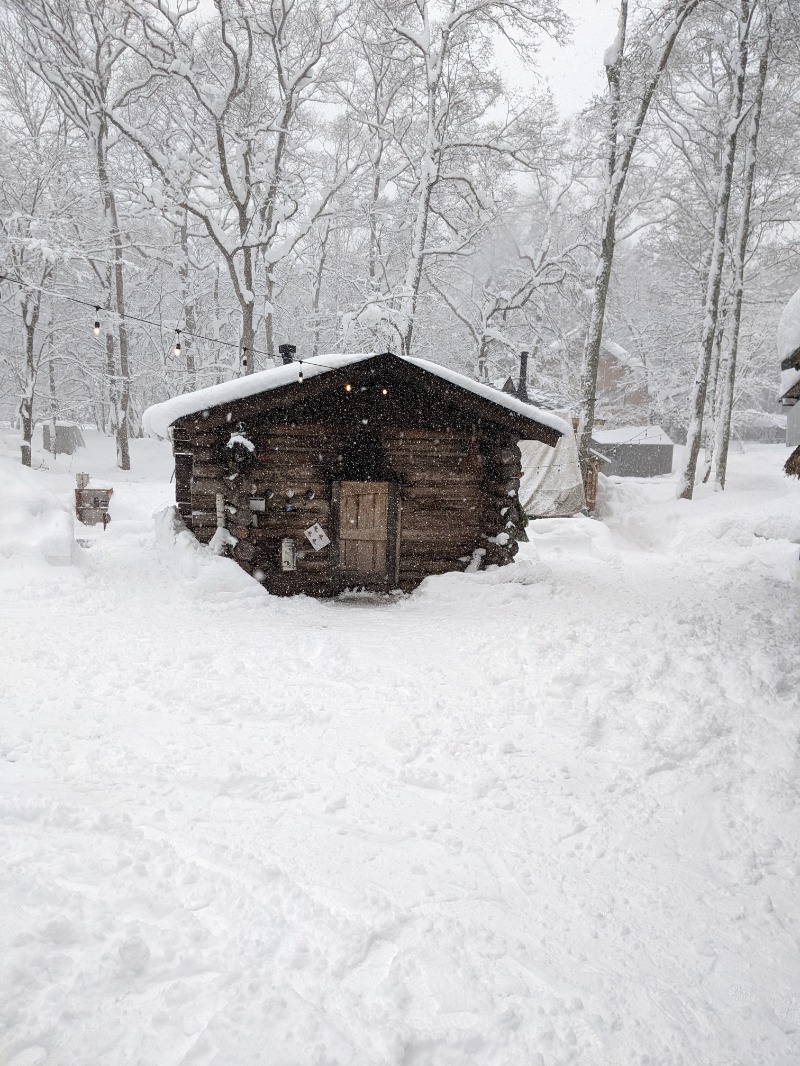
[1,435,799,1066]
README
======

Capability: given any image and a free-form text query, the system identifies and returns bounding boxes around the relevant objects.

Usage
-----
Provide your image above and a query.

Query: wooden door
[333,480,393,578]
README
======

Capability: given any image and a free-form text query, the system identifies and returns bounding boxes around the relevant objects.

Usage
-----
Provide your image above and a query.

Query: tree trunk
[263,267,275,369]
[48,335,58,458]
[476,335,491,383]
[714,14,770,491]
[400,169,436,358]
[19,305,39,468]
[399,2,439,359]
[105,323,119,445]
[179,211,196,386]
[311,223,330,358]
[676,0,751,500]
[701,303,728,483]
[576,1,627,473]
[242,289,256,374]
[96,132,130,470]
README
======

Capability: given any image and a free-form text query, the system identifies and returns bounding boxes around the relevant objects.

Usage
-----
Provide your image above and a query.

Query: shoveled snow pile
[0,455,74,566]
[1,434,799,1066]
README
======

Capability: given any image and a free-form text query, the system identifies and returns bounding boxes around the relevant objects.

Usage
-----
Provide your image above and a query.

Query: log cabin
[143,352,567,595]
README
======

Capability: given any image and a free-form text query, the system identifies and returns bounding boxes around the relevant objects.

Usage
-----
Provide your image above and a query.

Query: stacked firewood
[480,441,526,567]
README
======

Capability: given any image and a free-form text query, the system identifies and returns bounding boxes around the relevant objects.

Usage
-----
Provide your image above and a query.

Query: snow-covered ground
[1,427,799,1066]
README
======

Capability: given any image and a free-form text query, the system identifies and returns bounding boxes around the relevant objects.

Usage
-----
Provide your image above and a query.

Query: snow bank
[408,556,551,606]
[153,505,270,606]
[2,443,800,1066]
[142,353,570,439]
[597,451,800,581]
[0,456,74,566]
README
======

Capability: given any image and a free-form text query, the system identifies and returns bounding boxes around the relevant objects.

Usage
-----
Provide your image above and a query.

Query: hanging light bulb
[93,307,100,336]
[298,361,304,383]
[174,329,182,356]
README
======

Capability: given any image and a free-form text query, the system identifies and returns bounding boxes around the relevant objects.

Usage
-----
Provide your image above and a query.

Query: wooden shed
[143,352,566,595]
[590,425,674,478]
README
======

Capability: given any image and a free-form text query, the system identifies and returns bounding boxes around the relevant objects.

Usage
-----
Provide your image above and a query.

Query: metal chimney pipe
[518,351,530,402]
[278,343,297,365]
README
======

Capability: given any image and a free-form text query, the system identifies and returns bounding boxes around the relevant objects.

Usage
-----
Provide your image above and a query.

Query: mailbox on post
[75,473,113,528]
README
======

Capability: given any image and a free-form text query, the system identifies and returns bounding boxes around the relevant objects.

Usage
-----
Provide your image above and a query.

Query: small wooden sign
[304,523,331,551]
[281,537,297,571]
[75,481,113,527]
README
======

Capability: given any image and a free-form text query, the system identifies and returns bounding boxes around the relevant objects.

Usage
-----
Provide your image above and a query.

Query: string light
[93,307,100,336]
[381,387,388,396]
[174,329,182,356]
[1,275,367,376]
[345,383,352,392]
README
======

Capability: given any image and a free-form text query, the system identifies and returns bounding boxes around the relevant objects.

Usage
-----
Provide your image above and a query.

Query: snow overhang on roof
[142,352,570,441]
[780,366,800,405]
[778,289,800,388]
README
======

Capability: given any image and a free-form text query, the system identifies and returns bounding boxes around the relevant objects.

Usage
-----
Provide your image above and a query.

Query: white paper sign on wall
[304,523,331,551]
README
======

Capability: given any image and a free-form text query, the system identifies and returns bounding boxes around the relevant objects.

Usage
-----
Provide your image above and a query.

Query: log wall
[174,414,527,595]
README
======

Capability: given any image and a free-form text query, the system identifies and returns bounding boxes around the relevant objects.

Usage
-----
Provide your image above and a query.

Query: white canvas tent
[518,421,585,518]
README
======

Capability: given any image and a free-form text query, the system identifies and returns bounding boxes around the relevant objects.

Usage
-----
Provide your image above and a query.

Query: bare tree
[13,0,139,468]
[375,0,567,357]
[711,8,771,489]
[108,0,364,373]
[0,16,83,465]
[676,0,755,499]
[576,0,704,476]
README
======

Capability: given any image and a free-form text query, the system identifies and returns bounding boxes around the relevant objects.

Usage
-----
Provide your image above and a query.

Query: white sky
[511,0,620,114]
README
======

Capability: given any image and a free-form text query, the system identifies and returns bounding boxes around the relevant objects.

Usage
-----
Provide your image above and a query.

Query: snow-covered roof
[143,353,570,440]
[781,367,800,402]
[778,287,800,369]
[592,424,673,446]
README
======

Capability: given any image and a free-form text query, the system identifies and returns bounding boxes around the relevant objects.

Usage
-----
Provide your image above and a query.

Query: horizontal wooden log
[191,477,237,495]
[249,524,332,543]
[401,541,481,556]
[182,430,223,445]
[191,462,225,479]
[399,473,482,488]
[398,562,466,578]
[402,486,482,501]
[402,513,480,529]
[400,550,477,565]
[183,447,215,464]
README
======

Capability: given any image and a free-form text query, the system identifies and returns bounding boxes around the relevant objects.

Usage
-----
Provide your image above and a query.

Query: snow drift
[0,456,74,566]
